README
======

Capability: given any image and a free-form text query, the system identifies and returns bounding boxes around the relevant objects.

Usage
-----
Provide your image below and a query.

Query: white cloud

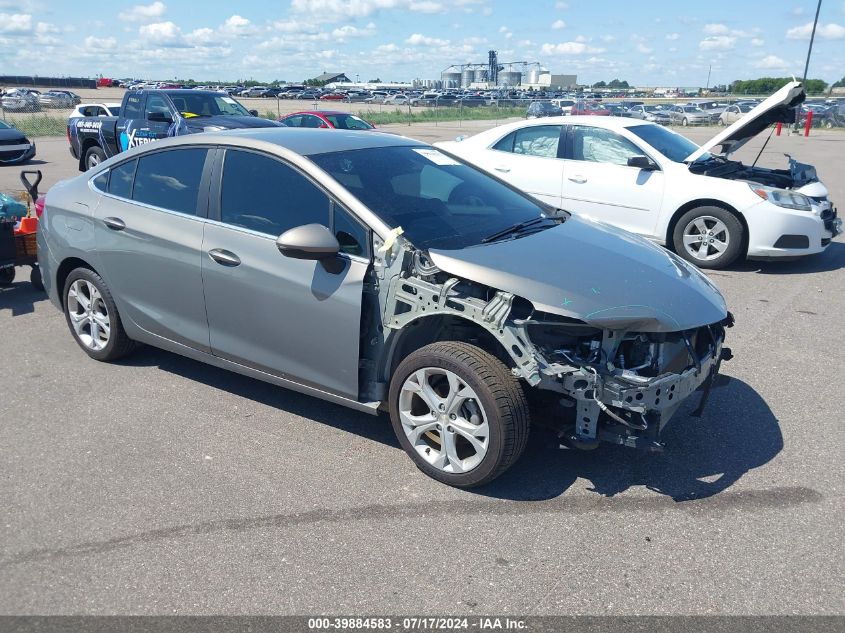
[83,35,117,50]
[703,23,729,34]
[666,32,680,40]
[138,21,188,47]
[699,35,736,50]
[541,41,604,55]
[119,1,166,22]
[600,34,615,42]
[332,22,376,39]
[636,43,653,53]
[290,0,461,18]
[220,15,255,37]
[751,37,764,46]
[405,32,448,46]
[0,12,31,33]
[555,1,569,7]
[552,19,565,29]
[754,54,789,69]
[786,21,845,39]
[408,0,444,12]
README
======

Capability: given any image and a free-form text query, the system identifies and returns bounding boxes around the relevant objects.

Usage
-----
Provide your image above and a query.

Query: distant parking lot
[0,118,843,615]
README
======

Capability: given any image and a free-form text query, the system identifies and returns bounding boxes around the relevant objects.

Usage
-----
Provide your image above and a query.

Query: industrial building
[440,50,577,90]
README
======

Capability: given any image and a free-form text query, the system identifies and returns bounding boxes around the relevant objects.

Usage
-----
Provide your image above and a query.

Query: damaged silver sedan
[38,128,733,488]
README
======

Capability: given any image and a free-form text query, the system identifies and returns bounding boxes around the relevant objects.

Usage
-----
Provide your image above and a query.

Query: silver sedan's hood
[427,215,727,333]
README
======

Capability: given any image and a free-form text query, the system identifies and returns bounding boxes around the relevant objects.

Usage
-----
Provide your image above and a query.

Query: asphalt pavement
[0,123,843,615]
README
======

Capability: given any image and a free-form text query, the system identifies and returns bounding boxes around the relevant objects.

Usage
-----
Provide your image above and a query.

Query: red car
[278,110,375,130]
[571,100,611,116]
[319,93,346,101]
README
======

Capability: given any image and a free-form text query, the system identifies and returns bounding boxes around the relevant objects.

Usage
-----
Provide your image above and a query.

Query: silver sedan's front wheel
[398,367,490,474]
[389,342,530,488]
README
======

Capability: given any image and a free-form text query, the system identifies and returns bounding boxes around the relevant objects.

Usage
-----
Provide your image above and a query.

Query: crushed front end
[520,313,734,450]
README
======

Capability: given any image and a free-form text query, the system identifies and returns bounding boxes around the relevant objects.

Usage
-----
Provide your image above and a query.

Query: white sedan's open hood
[684,81,805,163]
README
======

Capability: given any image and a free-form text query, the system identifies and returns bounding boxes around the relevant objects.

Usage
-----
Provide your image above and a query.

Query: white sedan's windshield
[628,124,711,163]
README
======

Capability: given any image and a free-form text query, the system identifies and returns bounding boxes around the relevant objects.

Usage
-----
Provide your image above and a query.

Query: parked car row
[0,88,82,112]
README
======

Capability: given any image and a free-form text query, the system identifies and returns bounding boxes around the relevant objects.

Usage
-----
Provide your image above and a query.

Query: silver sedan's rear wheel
[67,279,110,351]
[63,267,137,361]
[389,342,530,488]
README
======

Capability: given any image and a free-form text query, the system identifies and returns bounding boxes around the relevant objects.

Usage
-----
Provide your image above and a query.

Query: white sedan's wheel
[672,206,744,269]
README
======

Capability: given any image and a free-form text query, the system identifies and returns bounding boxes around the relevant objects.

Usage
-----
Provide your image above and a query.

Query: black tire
[672,205,744,269]
[0,267,14,286]
[682,117,689,126]
[29,266,44,291]
[83,145,106,171]
[823,120,833,129]
[62,267,136,361]
[389,341,530,488]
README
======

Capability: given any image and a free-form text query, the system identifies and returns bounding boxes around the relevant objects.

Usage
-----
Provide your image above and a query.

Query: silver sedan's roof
[200,127,422,155]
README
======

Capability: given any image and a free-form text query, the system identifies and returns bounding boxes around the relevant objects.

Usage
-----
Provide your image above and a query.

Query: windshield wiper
[481,216,554,244]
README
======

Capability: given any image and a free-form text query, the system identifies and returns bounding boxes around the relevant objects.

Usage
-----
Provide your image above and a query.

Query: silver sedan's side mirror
[276,224,340,260]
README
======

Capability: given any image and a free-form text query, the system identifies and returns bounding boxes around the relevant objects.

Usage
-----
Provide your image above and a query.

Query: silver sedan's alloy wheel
[682,215,730,262]
[398,367,490,474]
[67,279,111,351]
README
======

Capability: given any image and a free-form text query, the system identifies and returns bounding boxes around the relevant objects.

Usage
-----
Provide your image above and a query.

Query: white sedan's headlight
[749,183,812,211]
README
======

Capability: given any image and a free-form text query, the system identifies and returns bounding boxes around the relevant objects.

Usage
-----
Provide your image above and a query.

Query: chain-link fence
[3,90,842,139]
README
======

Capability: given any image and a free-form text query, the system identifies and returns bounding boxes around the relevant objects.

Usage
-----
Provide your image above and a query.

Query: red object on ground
[776,122,782,136]
[804,110,813,137]
[16,217,38,234]
[96,77,112,88]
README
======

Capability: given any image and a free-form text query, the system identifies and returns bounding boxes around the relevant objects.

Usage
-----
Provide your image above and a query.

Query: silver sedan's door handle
[494,165,511,173]
[208,248,241,267]
[568,175,587,183]
[103,217,125,231]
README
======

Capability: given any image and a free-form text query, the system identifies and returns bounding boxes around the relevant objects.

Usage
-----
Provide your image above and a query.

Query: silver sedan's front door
[201,149,368,400]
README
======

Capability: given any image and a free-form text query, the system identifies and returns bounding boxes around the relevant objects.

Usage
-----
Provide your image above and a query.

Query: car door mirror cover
[276,223,340,260]
[627,155,658,170]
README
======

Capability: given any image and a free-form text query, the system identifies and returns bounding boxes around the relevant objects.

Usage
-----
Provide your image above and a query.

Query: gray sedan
[626,104,671,124]
[37,128,732,487]
[668,105,711,126]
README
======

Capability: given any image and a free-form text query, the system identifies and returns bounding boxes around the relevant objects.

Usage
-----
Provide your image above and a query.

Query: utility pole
[794,0,823,130]
[705,64,711,93]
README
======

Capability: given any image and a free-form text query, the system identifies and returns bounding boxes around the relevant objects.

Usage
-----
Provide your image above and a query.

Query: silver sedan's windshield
[309,146,557,250]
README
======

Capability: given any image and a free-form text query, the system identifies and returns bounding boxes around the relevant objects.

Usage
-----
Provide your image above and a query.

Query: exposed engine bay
[365,239,734,452]
[688,153,819,190]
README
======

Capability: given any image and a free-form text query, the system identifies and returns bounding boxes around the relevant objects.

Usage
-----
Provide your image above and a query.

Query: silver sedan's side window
[220,150,330,237]
[571,126,643,166]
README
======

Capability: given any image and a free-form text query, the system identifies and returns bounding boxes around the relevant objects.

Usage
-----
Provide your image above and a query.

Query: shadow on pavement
[0,273,47,316]
[119,346,401,450]
[478,376,782,502]
[122,346,780,504]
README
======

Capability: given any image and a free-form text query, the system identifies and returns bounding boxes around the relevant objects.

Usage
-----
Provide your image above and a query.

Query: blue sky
[1,0,844,85]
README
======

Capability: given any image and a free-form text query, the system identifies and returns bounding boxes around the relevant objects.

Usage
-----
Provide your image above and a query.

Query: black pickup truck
[68,89,281,171]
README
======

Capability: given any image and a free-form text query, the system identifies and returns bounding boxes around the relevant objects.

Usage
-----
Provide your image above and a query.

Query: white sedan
[68,102,122,121]
[436,81,840,268]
